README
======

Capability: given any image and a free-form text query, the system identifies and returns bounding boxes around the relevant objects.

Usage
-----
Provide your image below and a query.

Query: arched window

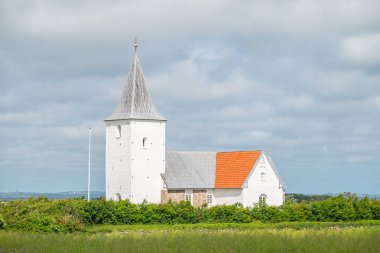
[143,137,147,148]
[259,194,267,204]
[116,125,121,138]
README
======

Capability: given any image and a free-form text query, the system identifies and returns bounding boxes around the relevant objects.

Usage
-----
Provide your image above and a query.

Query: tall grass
[87,220,380,233]
[0,227,379,253]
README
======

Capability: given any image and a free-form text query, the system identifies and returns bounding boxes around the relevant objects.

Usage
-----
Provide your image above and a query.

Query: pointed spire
[106,41,166,121]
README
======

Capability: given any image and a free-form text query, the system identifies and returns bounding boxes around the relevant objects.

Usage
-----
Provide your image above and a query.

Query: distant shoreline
[1,192,378,201]
[0,191,105,201]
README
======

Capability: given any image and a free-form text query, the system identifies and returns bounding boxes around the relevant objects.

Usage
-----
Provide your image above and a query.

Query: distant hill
[0,191,105,201]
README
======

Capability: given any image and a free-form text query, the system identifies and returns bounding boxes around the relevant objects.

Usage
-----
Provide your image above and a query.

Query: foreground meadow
[0,225,379,253]
[1,195,379,252]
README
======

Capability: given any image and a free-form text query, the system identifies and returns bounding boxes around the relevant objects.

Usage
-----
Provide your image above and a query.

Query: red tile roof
[215,150,262,188]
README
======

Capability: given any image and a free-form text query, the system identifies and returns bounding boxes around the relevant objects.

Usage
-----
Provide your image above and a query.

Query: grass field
[1,223,379,253]
[86,220,380,233]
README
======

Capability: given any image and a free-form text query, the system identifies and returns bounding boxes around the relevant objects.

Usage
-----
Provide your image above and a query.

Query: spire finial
[134,37,138,53]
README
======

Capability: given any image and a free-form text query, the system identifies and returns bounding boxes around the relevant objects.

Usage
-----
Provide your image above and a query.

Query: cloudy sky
[1,0,379,194]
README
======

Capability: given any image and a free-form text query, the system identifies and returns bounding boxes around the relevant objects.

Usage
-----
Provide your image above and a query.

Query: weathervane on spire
[134,37,138,53]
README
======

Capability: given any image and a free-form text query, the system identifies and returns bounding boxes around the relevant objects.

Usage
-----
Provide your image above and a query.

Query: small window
[185,193,192,202]
[259,194,267,204]
[143,137,147,148]
[261,172,265,180]
[116,125,121,138]
[206,194,213,205]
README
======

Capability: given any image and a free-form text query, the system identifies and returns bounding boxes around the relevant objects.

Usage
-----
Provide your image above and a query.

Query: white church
[105,43,286,207]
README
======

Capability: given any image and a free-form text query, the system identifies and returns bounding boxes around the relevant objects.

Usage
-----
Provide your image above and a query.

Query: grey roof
[163,151,216,189]
[106,51,165,121]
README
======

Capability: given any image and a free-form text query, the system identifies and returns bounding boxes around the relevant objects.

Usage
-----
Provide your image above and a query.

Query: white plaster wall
[105,120,132,200]
[130,121,165,204]
[214,189,243,205]
[106,120,165,203]
[242,153,285,207]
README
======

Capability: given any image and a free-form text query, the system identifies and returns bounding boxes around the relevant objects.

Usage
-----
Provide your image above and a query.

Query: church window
[185,190,192,203]
[116,125,121,138]
[143,137,147,148]
[207,194,213,205]
[259,194,267,204]
[261,172,265,180]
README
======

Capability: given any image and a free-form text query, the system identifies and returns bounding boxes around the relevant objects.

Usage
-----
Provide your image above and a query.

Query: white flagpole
[87,127,92,202]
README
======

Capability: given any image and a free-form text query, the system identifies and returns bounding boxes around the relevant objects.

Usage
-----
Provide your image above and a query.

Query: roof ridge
[216,150,262,154]
[167,151,216,154]
[167,150,262,153]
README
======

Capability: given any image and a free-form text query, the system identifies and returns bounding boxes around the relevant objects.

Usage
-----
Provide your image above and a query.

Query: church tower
[105,41,166,203]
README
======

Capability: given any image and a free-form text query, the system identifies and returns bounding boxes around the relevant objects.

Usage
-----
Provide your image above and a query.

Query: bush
[370,200,380,219]
[0,198,84,232]
[354,196,373,220]
[0,215,6,229]
[205,204,252,223]
[0,193,379,232]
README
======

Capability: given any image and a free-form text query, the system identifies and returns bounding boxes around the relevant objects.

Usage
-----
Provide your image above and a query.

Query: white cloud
[3,0,380,43]
[340,33,380,65]
[147,45,251,102]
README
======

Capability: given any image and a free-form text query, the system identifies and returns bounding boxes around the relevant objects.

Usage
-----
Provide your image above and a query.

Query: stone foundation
[161,189,207,207]
[192,190,207,207]
[161,189,185,204]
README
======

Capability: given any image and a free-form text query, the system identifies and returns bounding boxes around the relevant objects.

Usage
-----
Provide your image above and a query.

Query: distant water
[0,191,105,201]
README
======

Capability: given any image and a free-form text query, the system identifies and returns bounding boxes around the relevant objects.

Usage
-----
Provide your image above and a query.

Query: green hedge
[0,193,379,232]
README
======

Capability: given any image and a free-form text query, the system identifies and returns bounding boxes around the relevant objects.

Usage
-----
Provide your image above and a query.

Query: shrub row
[0,193,379,232]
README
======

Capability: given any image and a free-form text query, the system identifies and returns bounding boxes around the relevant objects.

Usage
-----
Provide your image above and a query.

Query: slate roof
[215,151,262,188]
[106,49,165,121]
[163,151,216,189]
